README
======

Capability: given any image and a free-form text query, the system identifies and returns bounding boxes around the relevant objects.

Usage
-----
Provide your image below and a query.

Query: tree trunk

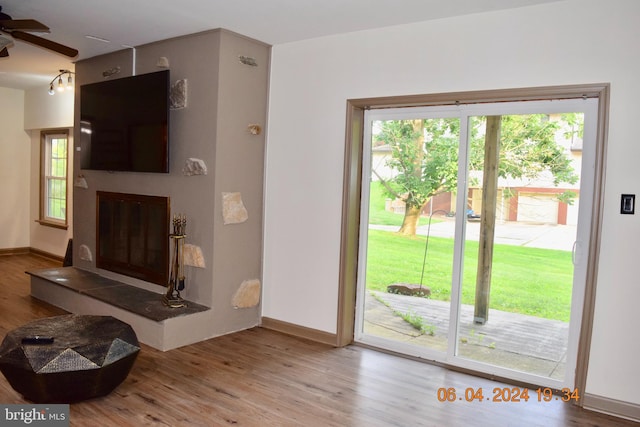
[397,119,426,237]
[398,204,424,236]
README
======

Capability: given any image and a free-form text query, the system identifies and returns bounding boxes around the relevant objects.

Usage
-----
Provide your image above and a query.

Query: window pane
[52,138,67,158]
[41,132,68,225]
[58,159,67,177]
[46,178,65,220]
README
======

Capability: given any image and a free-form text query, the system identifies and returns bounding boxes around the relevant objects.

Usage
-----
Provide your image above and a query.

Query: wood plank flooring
[0,254,637,426]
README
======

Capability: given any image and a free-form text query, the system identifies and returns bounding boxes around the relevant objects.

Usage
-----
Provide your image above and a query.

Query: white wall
[0,88,30,249]
[25,87,75,257]
[0,85,73,256]
[24,86,74,130]
[264,0,640,407]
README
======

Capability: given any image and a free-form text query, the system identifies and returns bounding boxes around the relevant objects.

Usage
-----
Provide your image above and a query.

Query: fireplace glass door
[96,191,170,286]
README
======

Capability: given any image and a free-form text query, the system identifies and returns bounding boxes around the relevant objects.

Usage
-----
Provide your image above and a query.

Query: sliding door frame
[337,84,610,403]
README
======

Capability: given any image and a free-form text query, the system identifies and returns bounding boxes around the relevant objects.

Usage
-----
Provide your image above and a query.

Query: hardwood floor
[0,254,637,426]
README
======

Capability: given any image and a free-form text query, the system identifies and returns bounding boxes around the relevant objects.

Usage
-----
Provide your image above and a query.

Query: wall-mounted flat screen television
[80,70,170,173]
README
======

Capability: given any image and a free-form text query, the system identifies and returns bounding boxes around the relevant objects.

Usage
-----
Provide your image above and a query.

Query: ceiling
[0,0,562,91]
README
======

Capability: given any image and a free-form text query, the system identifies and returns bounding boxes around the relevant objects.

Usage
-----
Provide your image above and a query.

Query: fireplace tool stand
[163,214,187,308]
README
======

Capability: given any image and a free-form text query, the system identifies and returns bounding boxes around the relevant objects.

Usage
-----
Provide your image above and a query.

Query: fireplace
[96,191,170,286]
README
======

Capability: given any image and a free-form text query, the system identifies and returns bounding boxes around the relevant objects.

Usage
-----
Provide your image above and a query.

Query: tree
[375,113,579,236]
[379,117,460,235]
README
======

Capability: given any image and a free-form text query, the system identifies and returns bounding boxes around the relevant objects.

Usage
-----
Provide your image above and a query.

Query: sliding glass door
[354,98,598,389]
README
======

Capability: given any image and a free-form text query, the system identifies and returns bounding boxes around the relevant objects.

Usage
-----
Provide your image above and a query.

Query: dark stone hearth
[0,315,139,403]
[27,267,209,322]
[387,283,431,297]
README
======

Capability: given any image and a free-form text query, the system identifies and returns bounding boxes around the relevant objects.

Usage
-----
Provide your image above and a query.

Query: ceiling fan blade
[0,47,8,57]
[10,30,77,57]
[0,19,49,32]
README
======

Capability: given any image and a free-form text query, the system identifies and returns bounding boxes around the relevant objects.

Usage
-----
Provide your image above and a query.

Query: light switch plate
[621,194,635,214]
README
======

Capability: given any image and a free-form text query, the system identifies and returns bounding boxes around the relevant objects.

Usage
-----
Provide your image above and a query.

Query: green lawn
[365,181,573,322]
[365,229,573,322]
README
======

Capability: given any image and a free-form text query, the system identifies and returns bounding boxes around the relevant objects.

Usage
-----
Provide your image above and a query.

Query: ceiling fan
[0,5,78,58]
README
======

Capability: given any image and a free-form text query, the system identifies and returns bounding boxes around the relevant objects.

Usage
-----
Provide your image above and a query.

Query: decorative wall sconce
[48,69,75,95]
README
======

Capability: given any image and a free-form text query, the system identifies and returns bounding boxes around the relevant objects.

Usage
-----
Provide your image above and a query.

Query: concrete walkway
[370,220,576,251]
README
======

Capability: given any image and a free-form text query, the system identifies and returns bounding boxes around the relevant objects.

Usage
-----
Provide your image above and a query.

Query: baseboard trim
[260,317,338,347]
[29,248,64,263]
[0,247,63,263]
[0,247,30,256]
[583,393,640,422]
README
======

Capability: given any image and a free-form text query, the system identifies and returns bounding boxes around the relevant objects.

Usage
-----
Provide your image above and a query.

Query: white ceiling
[0,0,562,91]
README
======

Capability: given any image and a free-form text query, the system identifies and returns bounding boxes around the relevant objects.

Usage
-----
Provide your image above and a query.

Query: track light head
[47,69,75,95]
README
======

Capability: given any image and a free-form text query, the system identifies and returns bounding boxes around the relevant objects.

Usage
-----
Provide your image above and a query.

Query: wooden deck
[365,291,568,380]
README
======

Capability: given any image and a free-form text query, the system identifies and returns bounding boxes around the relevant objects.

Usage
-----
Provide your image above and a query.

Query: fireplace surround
[96,191,169,286]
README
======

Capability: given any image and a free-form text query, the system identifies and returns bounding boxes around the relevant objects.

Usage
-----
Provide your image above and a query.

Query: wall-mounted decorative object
[183,244,205,268]
[238,55,258,67]
[102,66,120,78]
[183,158,207,176]
[170,79,187,110]
[222,192,248,225]
[74,175,88,189]
[79,244,93,262]
[232,279,261,308]
[247,124,262,135]
[156,56,169,68]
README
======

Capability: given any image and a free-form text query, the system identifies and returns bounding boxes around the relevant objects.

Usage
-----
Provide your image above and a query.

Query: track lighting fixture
[47,69,75,95]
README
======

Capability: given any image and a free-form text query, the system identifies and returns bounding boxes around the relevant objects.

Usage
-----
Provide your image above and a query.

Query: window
[39,129,69,229]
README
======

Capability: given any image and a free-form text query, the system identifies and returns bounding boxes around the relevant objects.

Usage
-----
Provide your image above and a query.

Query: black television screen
[80,70,170,173]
